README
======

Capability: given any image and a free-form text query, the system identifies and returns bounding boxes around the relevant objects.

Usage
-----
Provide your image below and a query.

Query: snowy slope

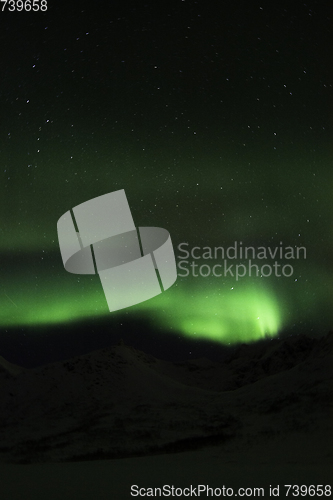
[0,332,332,464]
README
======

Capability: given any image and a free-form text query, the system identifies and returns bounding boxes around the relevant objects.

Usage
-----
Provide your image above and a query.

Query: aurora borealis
[0,1,332,363]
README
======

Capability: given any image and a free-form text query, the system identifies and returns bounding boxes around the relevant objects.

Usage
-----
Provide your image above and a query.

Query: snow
[0,332,332,498]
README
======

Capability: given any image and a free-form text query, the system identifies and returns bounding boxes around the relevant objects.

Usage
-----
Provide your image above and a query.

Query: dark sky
[0,0,332,366]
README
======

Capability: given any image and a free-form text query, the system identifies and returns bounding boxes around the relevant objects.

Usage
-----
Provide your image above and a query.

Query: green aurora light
[1,264,283,345]
[1,3,332,350]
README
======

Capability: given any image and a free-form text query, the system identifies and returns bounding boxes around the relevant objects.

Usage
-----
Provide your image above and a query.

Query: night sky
[0,0,332,365]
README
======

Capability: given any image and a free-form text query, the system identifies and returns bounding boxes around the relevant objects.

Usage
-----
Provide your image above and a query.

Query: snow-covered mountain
[0,332,332,464]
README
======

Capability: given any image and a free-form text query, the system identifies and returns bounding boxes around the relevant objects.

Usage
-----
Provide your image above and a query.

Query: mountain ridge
[0,331,331,464]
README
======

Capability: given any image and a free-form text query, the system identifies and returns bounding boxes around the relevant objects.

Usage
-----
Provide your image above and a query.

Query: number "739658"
[1,0,47,11]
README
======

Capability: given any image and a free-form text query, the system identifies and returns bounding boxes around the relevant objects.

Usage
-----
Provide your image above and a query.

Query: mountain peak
[0,355,23,377]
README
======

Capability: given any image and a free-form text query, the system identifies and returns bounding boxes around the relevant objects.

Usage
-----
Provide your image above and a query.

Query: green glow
[1,287,107,327]
[137,281,283,344]
[1,246,332,346]
[1,265,283,345]
[0,4,331,353]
